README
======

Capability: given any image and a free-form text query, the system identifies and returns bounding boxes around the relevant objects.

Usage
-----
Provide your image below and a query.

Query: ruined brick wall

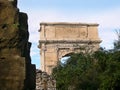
[0,0,36,90]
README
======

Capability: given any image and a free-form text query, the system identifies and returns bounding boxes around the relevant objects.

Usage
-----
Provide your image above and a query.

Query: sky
[18,0,120,69]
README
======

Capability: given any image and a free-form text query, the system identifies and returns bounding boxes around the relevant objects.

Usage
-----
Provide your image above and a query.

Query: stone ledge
[40,22,99,26]
[39,40,102,44]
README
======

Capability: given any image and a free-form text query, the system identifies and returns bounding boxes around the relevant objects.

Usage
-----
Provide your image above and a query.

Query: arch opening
[60,53,74,64]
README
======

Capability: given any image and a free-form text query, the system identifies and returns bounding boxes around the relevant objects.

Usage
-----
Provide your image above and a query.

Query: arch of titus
[38,22,101,74]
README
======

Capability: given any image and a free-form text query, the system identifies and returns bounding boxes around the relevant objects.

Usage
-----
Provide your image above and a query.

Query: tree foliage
[52,32,120,90]
[114,30,120,50]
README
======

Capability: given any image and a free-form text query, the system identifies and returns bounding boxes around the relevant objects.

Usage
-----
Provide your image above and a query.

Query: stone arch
[39,22,101,74]
[58,48,74,60]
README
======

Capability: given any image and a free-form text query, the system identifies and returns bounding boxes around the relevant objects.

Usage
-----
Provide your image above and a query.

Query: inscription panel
[55,27,79,38]
[79,26,87,39]
[46,26,55,38]
[55,26,87,39]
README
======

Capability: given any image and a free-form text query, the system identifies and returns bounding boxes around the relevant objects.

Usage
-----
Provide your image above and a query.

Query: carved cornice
[39,40,102,44]
[40,22,99,26]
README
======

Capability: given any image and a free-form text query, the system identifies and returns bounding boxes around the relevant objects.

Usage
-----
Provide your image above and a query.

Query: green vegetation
[52,32,120,90]
[13,23,19,28]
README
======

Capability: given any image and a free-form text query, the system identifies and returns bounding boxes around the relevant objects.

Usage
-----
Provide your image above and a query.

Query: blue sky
[18,0,120,69]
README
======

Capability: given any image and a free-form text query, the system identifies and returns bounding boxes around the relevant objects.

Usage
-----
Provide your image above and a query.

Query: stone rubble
[36,69,56,90]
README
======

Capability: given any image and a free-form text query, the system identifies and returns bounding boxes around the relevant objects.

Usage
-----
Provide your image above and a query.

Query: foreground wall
[0,0,36,90]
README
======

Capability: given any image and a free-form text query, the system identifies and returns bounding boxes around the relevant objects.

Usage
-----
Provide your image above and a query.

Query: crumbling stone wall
[36,69,56,90]
[0,0,36,90]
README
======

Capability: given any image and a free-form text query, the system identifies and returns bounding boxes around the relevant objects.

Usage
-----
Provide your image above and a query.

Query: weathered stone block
[0,55,25,90]
[0,0,36,90]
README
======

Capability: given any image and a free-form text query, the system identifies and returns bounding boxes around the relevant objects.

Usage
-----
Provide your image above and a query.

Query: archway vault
[38,22,101,74]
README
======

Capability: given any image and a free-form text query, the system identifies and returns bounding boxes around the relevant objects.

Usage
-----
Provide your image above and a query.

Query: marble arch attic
[38,22,101,74]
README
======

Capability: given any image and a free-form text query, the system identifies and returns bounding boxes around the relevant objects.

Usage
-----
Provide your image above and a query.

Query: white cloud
[28,7,120,27]
[94,8,120,29]
[29,31,39,43]
[99,28,116,49]
[30,50,38,57]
